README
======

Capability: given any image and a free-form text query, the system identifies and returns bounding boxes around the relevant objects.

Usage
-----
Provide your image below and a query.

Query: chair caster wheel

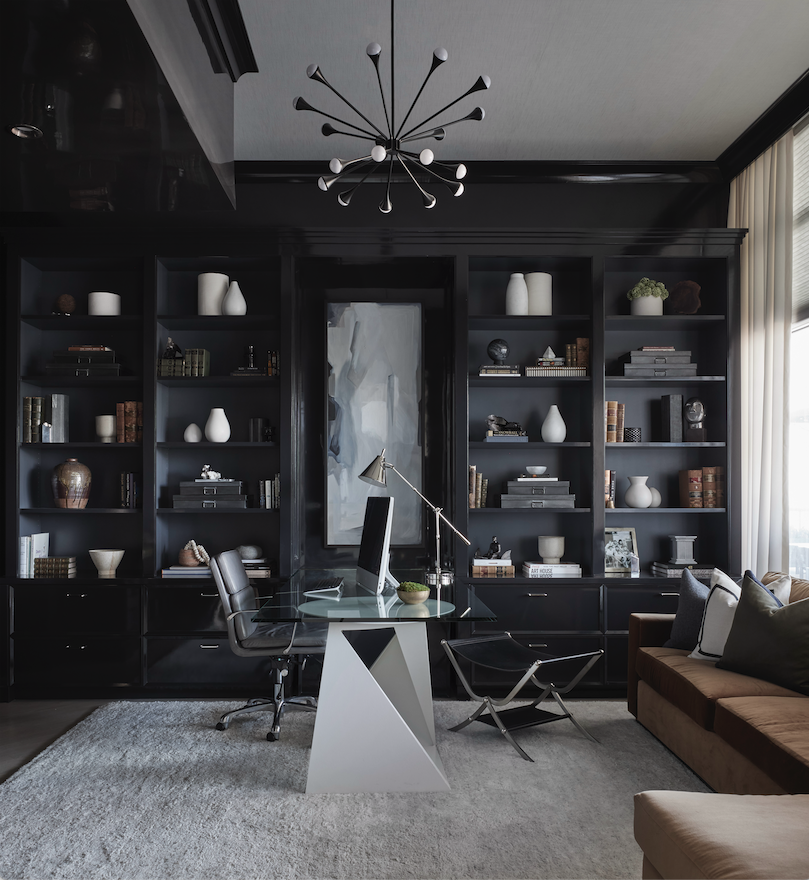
[215,722,227,730]
[267,730,279,742]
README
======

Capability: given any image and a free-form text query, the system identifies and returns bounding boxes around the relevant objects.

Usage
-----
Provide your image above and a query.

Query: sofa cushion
[714,697,809,794]
[717,573,809,695]
[636,647,801,730]
[688,568,741,661]
[634,790,809,879]
[663,569,709,650]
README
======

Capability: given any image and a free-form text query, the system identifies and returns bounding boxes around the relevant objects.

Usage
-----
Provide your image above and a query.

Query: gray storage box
[502,482,571,495]
[500,495,575,508]
[623,364,698,378]
[52,350,117,363]
[45,363,121,376]
[172,495,251,509]
[628,351,691,365]
[179,481,245,495]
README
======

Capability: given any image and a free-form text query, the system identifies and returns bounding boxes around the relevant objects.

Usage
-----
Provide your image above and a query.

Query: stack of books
[522,561,582,578]
[471,557,515,578]
[468,465,488,508]
[161,565,212,578]
[34,556,77,578]
[605,401,626,442]
[22,394,69,443]
[479,364,521,376]
[565,338,590,370]
[651,561,714,580]
[622,347,697,378]
[46,345,121,377]
[678,467,725,508]
[484,430,528,442]
[500,475,575,508]
[243,558,272,578]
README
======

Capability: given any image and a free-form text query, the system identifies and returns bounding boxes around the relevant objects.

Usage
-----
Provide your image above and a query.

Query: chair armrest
[627,613,675,717]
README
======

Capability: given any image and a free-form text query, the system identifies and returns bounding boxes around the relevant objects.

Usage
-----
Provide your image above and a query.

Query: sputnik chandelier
[293,0,490,212]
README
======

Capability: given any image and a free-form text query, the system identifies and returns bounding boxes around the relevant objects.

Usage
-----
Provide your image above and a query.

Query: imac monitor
[356,496,400,595]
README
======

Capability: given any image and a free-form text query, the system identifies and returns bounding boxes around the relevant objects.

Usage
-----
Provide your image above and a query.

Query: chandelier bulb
[456,163,467,180]
[366,42,382,57]
[453,182,464,197]
[419,149,435,166]
[329,158,343,173]
[337,191,352,207]
[371,144,387,162]
[379,196,393,214]
[434,48,448,62]
[317,176,329,192]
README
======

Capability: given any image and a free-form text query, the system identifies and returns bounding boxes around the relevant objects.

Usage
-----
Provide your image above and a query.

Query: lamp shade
[359,451,387,486]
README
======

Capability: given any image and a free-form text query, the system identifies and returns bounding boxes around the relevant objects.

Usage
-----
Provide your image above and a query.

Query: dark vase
[52,458,91,509]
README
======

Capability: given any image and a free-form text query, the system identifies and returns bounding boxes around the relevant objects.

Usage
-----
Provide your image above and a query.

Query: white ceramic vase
[88,291,121,315]
[541,405,567,442]
[204,408,231,442]
[505,273,528,315]
[630,295,663,316]
[95,414,116,443]
[222,281,247,315]
[649,487,662,508]
[198,273,229,315]
[625,476,653,508]
[525,272,552,315]
[537,535,565,564]
[183,422,203,443]
[89,548,124,578]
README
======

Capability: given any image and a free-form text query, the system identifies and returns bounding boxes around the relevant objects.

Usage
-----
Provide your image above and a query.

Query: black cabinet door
[13,637,141,686]
[13,585,141,634]
[145,637,271,685]
[604,583,680,631]
[471,585,602,633]
[146,586,226,633]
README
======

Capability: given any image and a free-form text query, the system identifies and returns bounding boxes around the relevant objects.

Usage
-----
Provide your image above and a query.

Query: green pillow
[717,572,809,695]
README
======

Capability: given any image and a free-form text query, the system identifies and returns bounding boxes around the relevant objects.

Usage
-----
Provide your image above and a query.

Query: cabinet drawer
[145,638,271,684]
[605,585,680,631]
[13,637,141,686]
[469,635,604,691]
[473,585,601,632]
[146,586,226,633]
[13,586,140,634]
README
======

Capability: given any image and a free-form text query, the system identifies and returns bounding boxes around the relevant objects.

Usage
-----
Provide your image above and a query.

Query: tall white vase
[625,476,653,508]
[541,405,566,442]
[205,408,231,442]
[505,273,528,315]
[222,281,247,315]
[630,295,663,316]
[525,272,552,315]
[198,273,229,315]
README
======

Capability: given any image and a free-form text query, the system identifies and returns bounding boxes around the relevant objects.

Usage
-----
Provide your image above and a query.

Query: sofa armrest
[627,613,675,717]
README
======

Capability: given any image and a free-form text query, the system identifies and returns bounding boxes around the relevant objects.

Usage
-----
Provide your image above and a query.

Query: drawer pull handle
[527,593,549,598]
[66,593,88,598]
[65,645,86,650]
[199,593,218,598]
[528,643,548,649]
[199,644,220,649]
[659,592,679,597]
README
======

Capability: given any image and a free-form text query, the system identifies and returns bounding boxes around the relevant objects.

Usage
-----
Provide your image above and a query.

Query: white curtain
[728,132,793,574]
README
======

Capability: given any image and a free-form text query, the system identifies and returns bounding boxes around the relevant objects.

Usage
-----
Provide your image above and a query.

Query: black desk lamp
[359,448,471,599]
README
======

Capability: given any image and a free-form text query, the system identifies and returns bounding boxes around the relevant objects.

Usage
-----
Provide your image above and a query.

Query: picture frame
[604,527,638,573]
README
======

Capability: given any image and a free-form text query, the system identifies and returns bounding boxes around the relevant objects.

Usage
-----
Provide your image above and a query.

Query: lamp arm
[386,463,471,545]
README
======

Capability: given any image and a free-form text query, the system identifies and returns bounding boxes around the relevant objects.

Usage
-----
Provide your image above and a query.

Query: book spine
[606,401,617,442]
[19,536,30,578]
[609,470,616,506]
[565,343,574,366]
[22,396,32,443]
[702,466,718,508]
[716,466,726,507]
[469,465,477,509]
[679,469,703,508]
[136,401,143,444]
[615,403,625,443]
[116,402,125,443]
[124,401,136,443]
[475,472,483,508]
[576,337,590,370]
[258,479,266,509]
[471,565,515,578]
[481,478,488,509]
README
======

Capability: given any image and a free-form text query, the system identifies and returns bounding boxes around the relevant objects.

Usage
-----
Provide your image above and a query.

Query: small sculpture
[668,280,702,314]
[684,398,706,441]
[53,294,76,315]
[474,537,512,561]
[486,339,510,365]
[183,540,210,565]
[200,464,221,480]
[487,414,524,434]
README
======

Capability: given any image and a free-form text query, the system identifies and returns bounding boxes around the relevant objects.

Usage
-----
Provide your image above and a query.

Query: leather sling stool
[634,790,809,879]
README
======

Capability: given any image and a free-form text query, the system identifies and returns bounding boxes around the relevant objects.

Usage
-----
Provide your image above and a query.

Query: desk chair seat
[441,632,604,761]
[211,550,327,741]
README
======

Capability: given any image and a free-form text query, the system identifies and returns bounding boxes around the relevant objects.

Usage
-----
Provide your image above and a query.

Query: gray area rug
[0,699,708,880]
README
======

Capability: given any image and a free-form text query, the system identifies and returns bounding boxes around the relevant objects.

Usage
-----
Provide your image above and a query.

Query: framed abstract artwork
[326,302,423,546]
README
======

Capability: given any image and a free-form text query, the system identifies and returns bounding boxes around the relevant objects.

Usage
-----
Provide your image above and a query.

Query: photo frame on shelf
[604,527,638,573]
[325,301,423,546]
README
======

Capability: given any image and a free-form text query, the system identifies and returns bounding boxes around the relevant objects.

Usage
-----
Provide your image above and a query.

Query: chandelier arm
[337,164,378,206]
[295,99,379,138]
[399,94,470,140]
[399,150,460,177]
[398,154,464,193]
[371,61,393,139]
[397,154,436,208]
[319,158,375,191]
[401,108,484,142]
[379,155,394,213]
[319,81,388,138]
[322,124,378,141]
[399,129,445,144]
[394,57,444,139]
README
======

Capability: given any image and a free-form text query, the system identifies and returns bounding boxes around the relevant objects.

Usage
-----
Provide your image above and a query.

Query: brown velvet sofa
[627,572,809,795]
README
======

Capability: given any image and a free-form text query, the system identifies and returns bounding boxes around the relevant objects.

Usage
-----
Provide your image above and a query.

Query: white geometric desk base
[305,621,451,794]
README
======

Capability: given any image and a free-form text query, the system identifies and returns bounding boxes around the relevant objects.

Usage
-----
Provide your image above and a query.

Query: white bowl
[525,466,547,475]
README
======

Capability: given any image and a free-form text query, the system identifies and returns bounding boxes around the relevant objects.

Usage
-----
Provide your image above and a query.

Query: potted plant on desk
[397,581,430,605]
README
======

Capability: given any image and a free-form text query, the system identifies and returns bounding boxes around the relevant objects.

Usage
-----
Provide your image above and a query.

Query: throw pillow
[688,568,742,661]
[663,569,709,650]
[717,572,809,695]
[751,570,791,604]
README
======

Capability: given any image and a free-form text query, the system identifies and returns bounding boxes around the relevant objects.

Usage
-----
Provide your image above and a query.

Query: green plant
[627,277,669,300]
[397,581,428,592]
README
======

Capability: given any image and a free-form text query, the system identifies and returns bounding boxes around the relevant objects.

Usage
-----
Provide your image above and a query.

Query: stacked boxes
[172,480,251,509]
[500,476,575,508]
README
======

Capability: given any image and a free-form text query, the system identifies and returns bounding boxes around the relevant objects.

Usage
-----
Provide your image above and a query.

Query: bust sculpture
[486,339,510,365]
[684,398,706,441]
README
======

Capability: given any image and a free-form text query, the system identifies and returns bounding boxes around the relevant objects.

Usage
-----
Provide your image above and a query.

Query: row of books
[34,556,77,578]
[605,401,626,443]
[467,465,489,508]
[119,472,142,509]
[22,394,69,443]
[18,532,50,578]
[471,557,515,578]
[158,348,210,377]
[258,475,281,509]
[116,401,143,443]
[679,467,725,508]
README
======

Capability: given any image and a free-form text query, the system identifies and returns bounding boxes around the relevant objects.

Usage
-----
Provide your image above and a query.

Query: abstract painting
[327,302,422,545]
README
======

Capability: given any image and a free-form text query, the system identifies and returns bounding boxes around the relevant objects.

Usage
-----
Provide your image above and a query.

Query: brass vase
[51,458,91,509]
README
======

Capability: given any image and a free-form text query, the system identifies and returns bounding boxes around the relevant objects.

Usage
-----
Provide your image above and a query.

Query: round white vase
[525,272,552,315]
[183,422,203,443]
[625,476,653,508]
[541,405,567,443]
[198,273,229,315]
[505,273,528,315]
[537,535,565,564]
[204,408,231,442]
[630,295,664,316]
[222,281,247,316]
[649,487,662,508]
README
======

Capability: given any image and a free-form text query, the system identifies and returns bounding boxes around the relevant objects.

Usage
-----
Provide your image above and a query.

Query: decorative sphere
[237,545,263,560]
[487,338,509,365]
[55,294,76,314]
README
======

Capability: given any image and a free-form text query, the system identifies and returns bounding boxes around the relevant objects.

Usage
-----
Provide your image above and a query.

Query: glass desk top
[251,568,497,624]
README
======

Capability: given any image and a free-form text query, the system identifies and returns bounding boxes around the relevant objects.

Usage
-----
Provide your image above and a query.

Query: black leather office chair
[210,549,327,741]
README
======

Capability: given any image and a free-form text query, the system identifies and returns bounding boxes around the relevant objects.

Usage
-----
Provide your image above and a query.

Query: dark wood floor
[0,699,107,782]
